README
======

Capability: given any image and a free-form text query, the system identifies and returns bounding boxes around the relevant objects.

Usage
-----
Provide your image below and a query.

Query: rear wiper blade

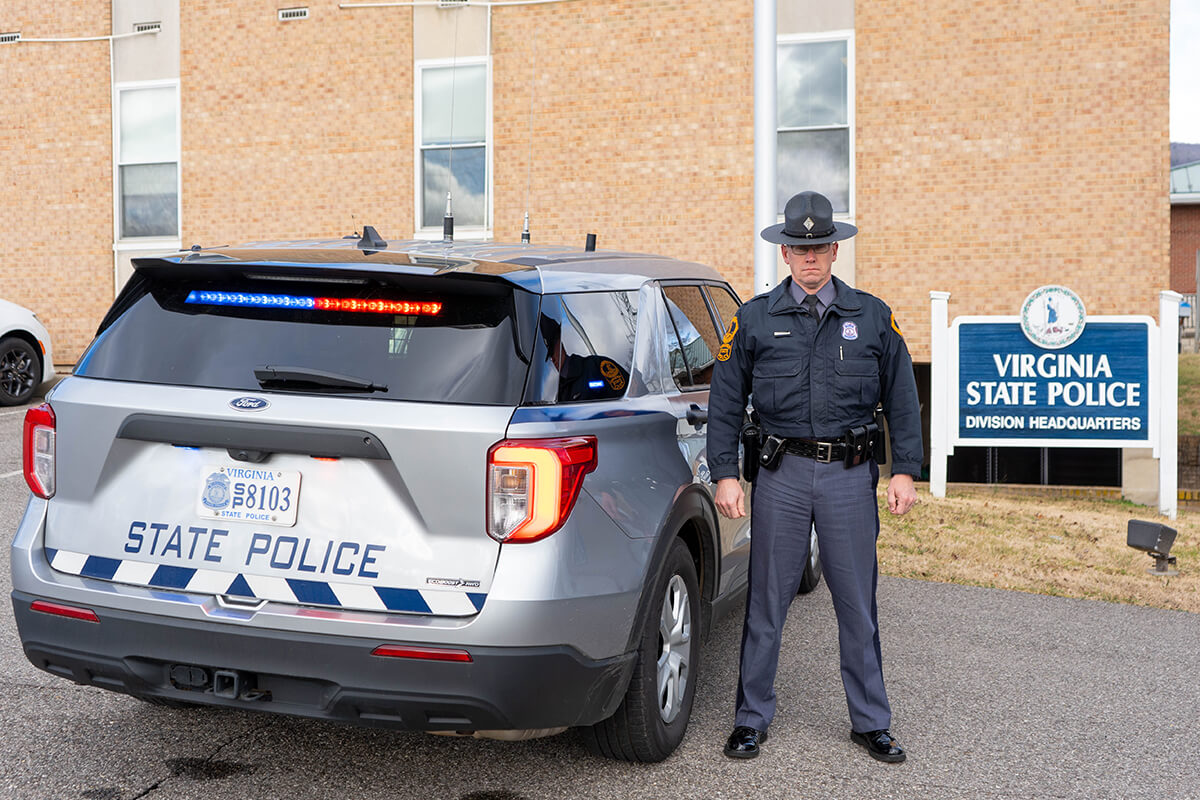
[253,365,388,393]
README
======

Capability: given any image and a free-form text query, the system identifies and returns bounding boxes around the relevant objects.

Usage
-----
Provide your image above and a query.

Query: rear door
[47,263,538,617]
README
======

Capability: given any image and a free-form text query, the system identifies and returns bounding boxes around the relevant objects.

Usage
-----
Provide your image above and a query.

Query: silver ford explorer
[10,234,819,762]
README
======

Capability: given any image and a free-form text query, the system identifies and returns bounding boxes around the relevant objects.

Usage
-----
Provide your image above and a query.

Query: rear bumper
[11,590,635,731]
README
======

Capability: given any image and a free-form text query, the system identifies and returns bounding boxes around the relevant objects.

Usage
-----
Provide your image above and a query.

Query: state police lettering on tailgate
[125,521,228,563]
[245,533,386,579]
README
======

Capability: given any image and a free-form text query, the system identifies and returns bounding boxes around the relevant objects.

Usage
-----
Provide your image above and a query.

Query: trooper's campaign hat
[760,191,857,245]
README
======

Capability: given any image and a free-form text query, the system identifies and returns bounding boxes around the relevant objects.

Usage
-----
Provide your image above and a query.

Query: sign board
[929,287,1181,519]
[953,318,1155,448]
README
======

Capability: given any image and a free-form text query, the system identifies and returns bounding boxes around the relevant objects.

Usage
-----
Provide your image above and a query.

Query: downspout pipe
[753,0,777,296]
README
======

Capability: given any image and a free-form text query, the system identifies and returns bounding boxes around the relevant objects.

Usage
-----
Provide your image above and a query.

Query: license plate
[196,465,302,527]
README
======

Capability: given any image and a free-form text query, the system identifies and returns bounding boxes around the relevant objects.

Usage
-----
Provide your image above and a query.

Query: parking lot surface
[1,401,1197,800]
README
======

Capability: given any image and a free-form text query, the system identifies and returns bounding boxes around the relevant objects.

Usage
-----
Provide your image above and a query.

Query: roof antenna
[441,4,461,245]
[443,194,454,243]
[521,22,539,244]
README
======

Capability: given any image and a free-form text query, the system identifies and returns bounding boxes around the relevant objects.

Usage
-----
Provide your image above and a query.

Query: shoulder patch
[717,315,738,361]
[890,312,904,338]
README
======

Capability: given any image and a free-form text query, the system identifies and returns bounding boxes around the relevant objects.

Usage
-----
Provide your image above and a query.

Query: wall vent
[0,32,21,44]
[438,0,469,7]
[134,22,162,33]
[278,7,309,21]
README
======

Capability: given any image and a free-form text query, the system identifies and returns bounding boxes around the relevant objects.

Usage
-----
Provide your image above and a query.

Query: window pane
[119,86,177,163]
[526,292,638,403]
[422,146,486,228]
[120,163,178,237]
[778,129,850,214]
[663,286,718,389]
[778,41,847,128]
[705,285,742,332]
[421,64,486,145]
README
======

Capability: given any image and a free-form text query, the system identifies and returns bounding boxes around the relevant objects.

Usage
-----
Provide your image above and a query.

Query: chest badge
[841,321,859,341]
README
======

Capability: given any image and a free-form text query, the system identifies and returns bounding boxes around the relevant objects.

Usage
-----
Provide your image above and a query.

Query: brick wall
[856,0,1171,361]
[1171,204,1200,293]
[0,2,115,364]
[179,1,414,248]
[490,0,756,298]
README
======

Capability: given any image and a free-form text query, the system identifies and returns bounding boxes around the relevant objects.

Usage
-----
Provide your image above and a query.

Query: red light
[23,403,55,499]
[31,600,100,623]
[313,298,442,316]
[486,437,598,543]
[371,645,473,662]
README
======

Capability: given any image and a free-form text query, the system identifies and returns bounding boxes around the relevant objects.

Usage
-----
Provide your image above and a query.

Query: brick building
[0,0,1172,485]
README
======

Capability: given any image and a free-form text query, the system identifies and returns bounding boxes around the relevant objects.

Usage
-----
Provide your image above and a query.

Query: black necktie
[801,293,820,319]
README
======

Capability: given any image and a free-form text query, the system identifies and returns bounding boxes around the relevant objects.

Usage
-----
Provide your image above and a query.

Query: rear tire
[581,538,700,762]
[0,336,40,406]
[797,523,822,594]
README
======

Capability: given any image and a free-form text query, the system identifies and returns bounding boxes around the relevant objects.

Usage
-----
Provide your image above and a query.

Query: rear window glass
[75,268,538,405]
[524,291,639,404]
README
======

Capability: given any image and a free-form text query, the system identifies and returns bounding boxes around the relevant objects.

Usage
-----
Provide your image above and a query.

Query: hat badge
[803,217,815,231]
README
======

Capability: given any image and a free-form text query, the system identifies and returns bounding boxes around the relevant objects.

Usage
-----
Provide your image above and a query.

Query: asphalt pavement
[1,400,1197,800]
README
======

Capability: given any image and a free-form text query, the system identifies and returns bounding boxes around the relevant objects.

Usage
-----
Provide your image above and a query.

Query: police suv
[9,233,818,762]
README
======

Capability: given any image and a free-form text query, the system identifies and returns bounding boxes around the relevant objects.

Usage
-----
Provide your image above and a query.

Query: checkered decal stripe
[45,548,485,616]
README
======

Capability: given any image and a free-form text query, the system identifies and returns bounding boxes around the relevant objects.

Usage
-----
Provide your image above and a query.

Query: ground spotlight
[1126,520,1178,577]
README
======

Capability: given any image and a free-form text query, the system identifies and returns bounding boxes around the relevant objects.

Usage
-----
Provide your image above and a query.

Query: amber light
[31,600,99,623]
[486,437,598,544]
[371,645,472,662]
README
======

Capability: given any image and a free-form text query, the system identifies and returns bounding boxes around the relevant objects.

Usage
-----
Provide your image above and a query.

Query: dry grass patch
[877,484,1200,614]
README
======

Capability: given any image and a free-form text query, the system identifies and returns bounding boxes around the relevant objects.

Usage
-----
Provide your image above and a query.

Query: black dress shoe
[723,725,768,759]
[850,729,906,763]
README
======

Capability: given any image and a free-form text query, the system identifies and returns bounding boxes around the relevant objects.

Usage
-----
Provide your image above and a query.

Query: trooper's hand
[715,478,746,519]
[887,473,917,515]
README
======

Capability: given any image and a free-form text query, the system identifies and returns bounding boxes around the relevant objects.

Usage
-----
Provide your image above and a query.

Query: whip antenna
[443,3,462,243]
[521,21,539,244]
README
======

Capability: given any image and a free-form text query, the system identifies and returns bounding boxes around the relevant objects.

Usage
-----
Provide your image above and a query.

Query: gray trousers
[734,453,891,734]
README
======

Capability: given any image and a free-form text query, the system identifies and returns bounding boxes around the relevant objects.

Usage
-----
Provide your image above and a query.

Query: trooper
[706,190,922,763]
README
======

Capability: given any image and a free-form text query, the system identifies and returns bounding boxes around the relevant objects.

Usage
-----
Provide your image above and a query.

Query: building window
[416,60,489,233]
[116,83,179,238]
[777,35,853,215]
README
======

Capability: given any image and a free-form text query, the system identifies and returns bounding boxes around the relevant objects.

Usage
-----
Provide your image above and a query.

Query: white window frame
[413,56,493,240]
[112,78,182,243]
[776,31,855,219]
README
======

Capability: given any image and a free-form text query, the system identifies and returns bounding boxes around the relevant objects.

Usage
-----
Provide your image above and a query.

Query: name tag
[773,331,791,337]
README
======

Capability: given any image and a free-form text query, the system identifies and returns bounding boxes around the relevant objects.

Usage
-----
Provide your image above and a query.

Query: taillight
[486,436,598,543]
[23,403,55,499]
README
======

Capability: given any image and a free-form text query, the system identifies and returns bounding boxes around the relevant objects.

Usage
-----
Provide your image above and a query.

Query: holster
[740,410,762,483]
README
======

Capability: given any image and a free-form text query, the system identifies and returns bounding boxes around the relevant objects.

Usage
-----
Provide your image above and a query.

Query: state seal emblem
[1020,285,1086,350]
[201,471,231,510]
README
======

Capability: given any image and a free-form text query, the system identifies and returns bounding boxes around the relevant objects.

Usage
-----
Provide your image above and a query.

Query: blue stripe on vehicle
[45,547,58,563]
[224,574,256,598]
[374,586,432,614]
[467,593,487,611]
[286,578,340,607]
[80,555,122,581]
[149,565,197,589]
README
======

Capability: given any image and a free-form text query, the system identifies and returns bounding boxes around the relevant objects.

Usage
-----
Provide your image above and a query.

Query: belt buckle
[815,441,833,463]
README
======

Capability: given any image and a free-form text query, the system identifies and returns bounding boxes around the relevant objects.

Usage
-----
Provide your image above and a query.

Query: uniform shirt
[707,274,923,481]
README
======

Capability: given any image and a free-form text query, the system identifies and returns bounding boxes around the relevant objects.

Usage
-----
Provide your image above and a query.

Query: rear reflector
[371,645,472,662]
[30,600,100,623]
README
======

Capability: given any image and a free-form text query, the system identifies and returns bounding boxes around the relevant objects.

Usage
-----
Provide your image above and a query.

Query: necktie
[801,293,820,319]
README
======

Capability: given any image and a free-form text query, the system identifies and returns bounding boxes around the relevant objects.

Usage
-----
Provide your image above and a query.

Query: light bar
[185,291,442,316]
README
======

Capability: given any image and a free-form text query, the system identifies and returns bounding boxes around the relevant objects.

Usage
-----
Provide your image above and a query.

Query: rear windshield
[75,267,538,405]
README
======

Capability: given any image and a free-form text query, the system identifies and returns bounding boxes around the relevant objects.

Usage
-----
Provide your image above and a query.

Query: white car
[0,298,55,405]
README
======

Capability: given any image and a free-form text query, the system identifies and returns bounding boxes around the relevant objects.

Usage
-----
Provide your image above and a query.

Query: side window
[527,291,638,404]
[662,285,722,390]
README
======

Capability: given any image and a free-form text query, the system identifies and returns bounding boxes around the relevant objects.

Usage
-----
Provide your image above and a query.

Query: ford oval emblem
[229,396,270,412]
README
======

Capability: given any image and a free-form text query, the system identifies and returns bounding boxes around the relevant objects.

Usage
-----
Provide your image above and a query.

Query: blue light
[587,380,605,389]
[185,290,316,309]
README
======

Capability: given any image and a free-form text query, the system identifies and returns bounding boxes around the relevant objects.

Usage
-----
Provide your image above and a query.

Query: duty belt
[781,438,847,463]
